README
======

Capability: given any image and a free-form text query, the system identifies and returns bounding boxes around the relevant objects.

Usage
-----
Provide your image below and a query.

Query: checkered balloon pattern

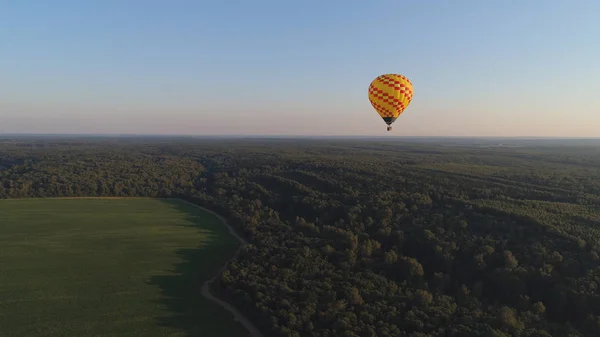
[368,74,413,121]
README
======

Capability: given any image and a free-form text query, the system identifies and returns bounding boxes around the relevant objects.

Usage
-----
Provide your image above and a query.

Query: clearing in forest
[0,198,247,337]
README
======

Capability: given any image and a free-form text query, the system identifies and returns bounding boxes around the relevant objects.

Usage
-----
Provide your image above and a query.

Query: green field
[0,198,248,337]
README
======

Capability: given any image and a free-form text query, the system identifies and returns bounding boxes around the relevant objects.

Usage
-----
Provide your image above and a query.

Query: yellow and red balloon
[368,74,414,131]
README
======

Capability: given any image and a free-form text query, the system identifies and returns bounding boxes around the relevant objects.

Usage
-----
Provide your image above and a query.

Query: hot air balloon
[368,74,414,131]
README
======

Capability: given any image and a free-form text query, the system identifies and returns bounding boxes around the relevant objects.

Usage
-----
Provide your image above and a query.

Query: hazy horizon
[2,1,599,137]
[3,132,600,140]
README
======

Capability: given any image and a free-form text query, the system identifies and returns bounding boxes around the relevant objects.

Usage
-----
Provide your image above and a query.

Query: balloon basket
[387,126,392,131]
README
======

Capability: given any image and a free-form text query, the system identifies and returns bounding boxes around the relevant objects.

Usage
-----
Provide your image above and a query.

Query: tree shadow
[570,215,600,230]
[147,199,248,337]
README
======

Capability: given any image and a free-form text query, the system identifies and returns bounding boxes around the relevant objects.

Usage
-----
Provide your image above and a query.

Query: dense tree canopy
[2,136,600,336]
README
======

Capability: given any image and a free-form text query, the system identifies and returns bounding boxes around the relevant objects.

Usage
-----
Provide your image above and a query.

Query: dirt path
[175,199,263,337]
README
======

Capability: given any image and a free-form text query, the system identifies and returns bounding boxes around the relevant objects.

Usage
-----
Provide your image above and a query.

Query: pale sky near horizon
[1,1,599,137]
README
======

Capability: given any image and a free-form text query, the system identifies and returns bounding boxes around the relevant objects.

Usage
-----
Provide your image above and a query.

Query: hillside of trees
[2,136,600,337]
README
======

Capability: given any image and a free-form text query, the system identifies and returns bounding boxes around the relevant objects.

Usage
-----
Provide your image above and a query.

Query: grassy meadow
[0,198,248,337]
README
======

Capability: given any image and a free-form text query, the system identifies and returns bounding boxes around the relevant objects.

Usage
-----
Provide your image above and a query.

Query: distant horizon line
[1,132,599,140]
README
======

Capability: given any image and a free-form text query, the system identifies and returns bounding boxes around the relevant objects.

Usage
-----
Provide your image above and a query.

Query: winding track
[175,199,264,337]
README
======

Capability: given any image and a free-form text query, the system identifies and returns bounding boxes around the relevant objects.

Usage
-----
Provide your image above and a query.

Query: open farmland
[0,198,248,337]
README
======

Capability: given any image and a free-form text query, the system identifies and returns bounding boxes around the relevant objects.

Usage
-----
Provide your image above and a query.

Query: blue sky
[1,0,599,136]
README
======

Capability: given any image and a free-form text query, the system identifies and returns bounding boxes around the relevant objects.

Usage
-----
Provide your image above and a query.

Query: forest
[1,136,600,337]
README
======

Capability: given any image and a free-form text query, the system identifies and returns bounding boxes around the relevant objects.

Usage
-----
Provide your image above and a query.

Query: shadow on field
[147,199,244,337]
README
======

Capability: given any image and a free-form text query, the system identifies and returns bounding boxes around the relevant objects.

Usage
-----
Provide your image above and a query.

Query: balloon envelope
[368,74,413,126]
